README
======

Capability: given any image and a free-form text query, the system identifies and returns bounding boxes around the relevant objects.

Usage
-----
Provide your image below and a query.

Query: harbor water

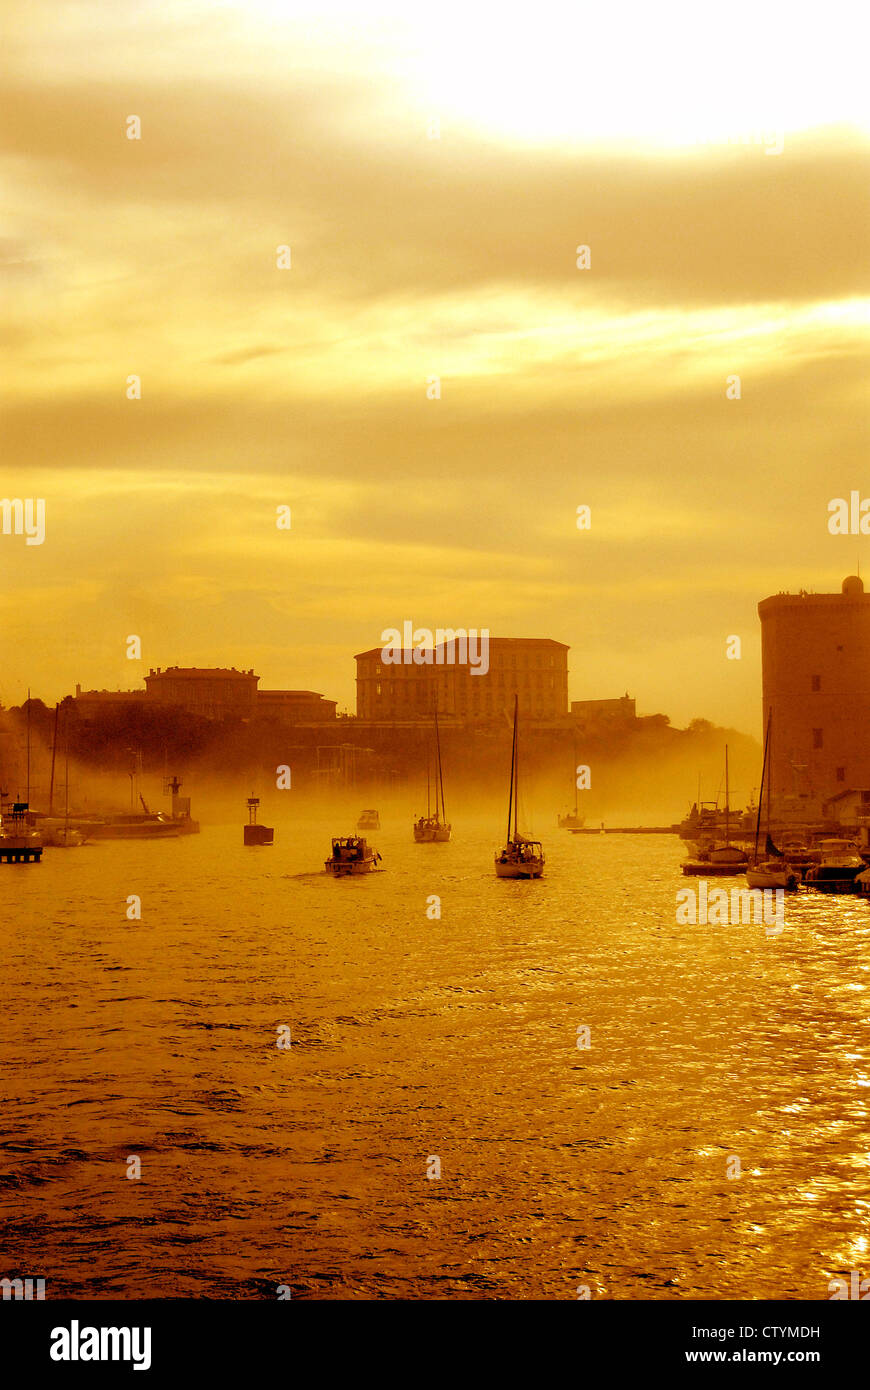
[2,823,869,1299]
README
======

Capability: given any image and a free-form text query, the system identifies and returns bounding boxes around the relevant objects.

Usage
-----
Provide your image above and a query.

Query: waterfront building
[758,575,870,819]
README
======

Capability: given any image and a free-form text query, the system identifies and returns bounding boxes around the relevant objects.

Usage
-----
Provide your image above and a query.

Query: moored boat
[746,860,799,891]
[682,746,747,876]
[357,809,380,830]
[495,696,544,878]
[325,836,382,876]
[805,839,867,894]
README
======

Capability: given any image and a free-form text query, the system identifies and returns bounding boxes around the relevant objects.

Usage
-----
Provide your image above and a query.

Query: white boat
[495,696,544,878]
[357,809,380,830]
[746,861,798,890]
[325,836,381,876]
[413,709,452,842]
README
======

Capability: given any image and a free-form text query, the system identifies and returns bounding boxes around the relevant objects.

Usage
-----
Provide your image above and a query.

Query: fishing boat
[357,809,380,830]
[325,836,381,876]
[413,709,451,842]
[495,696,544,878]
[557,746,585,830]
[745,710,797,890]
[682,745,749,876]
[805,839,867,894]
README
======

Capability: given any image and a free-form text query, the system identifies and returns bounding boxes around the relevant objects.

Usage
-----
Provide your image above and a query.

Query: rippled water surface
[2,822,869,1299]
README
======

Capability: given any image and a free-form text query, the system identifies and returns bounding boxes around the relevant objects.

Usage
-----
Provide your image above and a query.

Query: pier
[0,844,43,862]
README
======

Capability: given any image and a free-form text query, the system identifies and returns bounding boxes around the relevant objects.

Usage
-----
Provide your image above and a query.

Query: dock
[0,844,43,862]
[570,825,680,835]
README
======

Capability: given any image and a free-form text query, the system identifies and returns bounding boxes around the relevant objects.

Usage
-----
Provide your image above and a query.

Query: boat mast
[426,748,431,819]
[507,695,517,844]
[64,717,70,835]
[48,701,60,815]
[754,710,771,863]
[434,707,446,824]
[724,744,730,845]
[26,687,31,803]
[508,692,514,834]
[765,709,773,844]
[573,739,579,817]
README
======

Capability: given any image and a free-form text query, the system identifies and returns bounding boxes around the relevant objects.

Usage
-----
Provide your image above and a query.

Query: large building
[758,575,870,819]
[145,667,259,720]
[74,667,336,725]
[355,638,569,723]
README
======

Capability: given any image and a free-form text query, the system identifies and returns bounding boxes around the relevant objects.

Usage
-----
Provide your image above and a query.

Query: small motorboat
[856,869,870,898]
[357,809,380,830]
[805,839,867,894]
[325,836,382,876]
[746,860,799,891]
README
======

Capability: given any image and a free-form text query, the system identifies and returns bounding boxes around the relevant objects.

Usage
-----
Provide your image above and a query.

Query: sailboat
[746,709,797,890]
[681,745,749,876]
[413,708,451,842]
[495,696,544,878]
[42,731,87,847]
[557,743,585,830]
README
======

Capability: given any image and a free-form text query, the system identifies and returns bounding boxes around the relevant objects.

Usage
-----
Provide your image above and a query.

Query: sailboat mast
[64,717,70,832]
[426,748,431,819]
[48,701,60,815]
[506,695,517,844]
[508,695,514,834]
[434,708,446,823]
[765,709,773,840]
[754,710,771,862]
[26,686,31,803]
[724,744,730,845]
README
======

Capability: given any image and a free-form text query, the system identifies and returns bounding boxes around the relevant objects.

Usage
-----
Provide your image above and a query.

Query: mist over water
[2,818,868,1299]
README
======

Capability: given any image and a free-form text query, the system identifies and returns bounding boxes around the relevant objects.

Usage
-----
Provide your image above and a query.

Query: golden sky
[2,1,869,729]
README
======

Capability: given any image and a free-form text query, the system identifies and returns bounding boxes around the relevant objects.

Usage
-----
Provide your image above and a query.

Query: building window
[836,767,845,782]
[812,728,823,749]
[811,674,821,691]
[375,683,381,696]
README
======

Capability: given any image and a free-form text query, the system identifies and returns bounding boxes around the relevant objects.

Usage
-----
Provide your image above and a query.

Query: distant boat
[856,868,870,898]
[495,696,544,878]
[557,744,585,830]
[682,745,748,876]
[357,809,380,830]
[414,709,451,842]
[746,709,797,889]
[243,795,273,846]
[325,836,381,876]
